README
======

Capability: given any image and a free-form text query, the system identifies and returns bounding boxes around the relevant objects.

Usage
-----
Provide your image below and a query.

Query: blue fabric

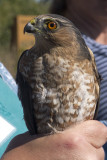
[0,67,27,158]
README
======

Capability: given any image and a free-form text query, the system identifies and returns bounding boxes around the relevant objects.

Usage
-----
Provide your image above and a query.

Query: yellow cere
[30,19,35,25]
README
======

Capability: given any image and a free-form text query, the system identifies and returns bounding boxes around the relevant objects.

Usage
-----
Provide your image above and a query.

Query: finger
[67,120,107,148]
[80,121,107,148]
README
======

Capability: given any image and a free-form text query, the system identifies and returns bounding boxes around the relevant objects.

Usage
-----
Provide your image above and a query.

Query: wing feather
[88,47,101,119]
[16,50,37,134]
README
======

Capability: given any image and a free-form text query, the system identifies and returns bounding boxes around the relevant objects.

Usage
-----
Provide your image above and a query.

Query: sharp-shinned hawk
[16,14,100,135]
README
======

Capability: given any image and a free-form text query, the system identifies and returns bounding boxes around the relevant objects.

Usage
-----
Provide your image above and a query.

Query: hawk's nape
[16,14,100,135]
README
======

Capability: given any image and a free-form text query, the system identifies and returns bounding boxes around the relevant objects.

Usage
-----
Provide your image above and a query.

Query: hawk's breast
[20,52,98,133]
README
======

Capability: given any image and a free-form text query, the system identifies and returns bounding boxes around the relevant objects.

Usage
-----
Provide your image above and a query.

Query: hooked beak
[24,22,35,34]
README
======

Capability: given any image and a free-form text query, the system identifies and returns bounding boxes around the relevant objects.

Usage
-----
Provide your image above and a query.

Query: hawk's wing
[16,50,37,135]
[88,47,101,119]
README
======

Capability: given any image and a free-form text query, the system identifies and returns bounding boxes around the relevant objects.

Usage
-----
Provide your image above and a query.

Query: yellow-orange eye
[47,21,57,30]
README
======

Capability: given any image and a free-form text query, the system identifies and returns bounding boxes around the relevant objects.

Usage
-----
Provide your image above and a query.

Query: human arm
[1,120,107,160]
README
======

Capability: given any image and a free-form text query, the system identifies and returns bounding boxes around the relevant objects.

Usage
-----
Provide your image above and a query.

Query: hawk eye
[47,21,57,30]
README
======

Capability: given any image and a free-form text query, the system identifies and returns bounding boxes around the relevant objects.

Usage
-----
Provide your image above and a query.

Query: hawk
[16,14,100,135]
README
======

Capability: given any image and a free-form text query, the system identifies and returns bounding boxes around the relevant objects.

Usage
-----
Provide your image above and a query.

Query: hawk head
[24,14,83,47]
[24,14,90,60]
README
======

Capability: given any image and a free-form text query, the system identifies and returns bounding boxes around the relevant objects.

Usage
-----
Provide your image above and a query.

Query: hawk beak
[24,22,35,34]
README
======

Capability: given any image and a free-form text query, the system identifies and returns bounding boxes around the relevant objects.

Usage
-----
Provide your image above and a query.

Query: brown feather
[16,14,100,134]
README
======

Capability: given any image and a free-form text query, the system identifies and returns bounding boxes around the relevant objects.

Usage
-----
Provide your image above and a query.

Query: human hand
[2,120,107,160]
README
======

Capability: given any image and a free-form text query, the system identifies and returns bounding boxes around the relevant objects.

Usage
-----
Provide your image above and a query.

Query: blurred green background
[0,0,51,77]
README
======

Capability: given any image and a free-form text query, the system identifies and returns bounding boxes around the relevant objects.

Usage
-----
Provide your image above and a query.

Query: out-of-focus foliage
[37,0,51,2]
[0,0,51,77]
[0,0,50,47]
